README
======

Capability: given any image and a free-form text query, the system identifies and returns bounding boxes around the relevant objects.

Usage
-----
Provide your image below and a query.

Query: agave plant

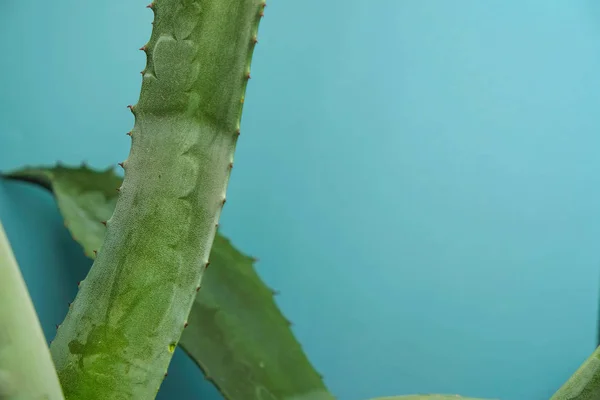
[0,1,599,400]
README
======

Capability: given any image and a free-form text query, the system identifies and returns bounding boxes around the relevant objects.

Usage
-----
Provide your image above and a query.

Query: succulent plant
[1,1,600,399]
[47,0,268,398]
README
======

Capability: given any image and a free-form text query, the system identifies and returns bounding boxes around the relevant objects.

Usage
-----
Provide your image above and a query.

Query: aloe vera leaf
[182,234,333,400]
[3,164,334,400]
[549,346,600,400]
[0,219,65,399]
[26,1,269,398]
[3,165,121,259]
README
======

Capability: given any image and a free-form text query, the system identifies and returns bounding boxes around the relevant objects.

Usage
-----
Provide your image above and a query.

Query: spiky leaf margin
[4,165,334,400]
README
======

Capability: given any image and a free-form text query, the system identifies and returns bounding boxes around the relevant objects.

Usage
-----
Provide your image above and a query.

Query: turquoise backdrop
[1,1,600,399]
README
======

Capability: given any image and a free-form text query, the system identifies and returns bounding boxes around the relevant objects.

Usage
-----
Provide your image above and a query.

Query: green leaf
[3,164,334,400]
[0,219,65,400]
[41,1,269,397]
[549,346,600,400]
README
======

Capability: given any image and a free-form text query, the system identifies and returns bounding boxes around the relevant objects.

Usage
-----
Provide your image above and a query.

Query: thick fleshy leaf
[3,164,333,400]
[0,219,65,399]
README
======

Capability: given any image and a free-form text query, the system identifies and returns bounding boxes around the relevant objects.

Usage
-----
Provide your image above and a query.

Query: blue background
[1,1,600,399]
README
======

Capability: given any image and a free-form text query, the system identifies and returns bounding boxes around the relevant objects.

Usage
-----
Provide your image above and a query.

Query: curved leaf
[3,164,334,400]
